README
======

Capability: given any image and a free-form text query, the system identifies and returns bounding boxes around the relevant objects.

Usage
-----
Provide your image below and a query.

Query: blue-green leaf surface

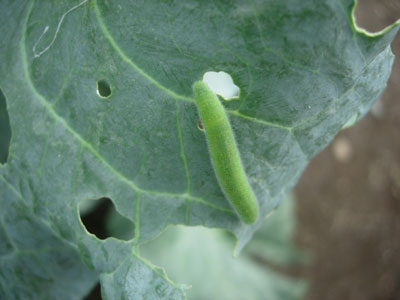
[0,0,398,298]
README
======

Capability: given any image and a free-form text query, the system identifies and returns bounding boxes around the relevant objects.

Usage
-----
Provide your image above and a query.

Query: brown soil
[295,1,400,300]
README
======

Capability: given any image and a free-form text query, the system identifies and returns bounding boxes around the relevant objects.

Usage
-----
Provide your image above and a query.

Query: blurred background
[295,0,400,299]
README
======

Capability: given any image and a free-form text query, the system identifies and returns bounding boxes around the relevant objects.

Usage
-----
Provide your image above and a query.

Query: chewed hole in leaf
[96,79,112,98]
[79,197,134,241]
[0,88,11,164]
[202,71,240,100]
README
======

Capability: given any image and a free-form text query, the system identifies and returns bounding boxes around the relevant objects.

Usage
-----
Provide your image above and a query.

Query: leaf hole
[79,197,134,241]
[96,79,112,98]
[352,0,399,33]
[202,71,240,100]
[0,88,11,165]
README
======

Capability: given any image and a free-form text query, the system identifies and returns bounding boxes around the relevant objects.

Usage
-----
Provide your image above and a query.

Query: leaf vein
[93,0,193,103]
[21,2,232,215]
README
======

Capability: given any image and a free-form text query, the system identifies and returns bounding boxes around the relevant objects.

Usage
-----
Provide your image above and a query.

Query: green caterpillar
[193,81,258,224]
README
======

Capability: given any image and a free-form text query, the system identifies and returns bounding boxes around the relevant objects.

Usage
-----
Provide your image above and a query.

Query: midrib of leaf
[16,0,393,226]
[91,0,393,163]
[92,0,292,131]
[0,112,183,297]
[19,0,387,225]
[21,1,235,218]
[91,0,310,180]
[93,0,194,104]
[3,1,398,298]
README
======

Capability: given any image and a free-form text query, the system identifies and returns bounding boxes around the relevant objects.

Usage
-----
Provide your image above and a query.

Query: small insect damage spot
[202,71,240,100]
[79,197,134,241]
[96,79,112,98]
[197,119,204,131]
[0,89,11,165]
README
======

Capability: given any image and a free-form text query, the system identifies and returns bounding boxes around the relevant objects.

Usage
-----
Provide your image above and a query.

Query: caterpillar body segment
[193,81,258,224]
